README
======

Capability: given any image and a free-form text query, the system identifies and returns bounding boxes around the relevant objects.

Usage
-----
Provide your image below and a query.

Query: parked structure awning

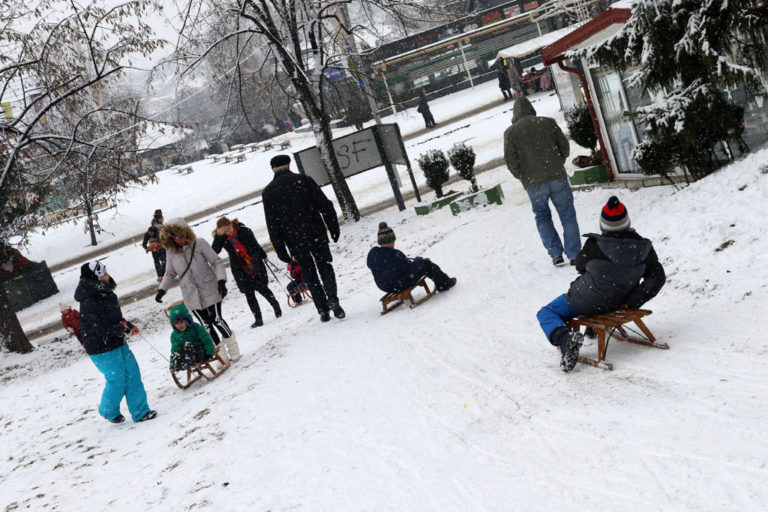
[541,7,631,65]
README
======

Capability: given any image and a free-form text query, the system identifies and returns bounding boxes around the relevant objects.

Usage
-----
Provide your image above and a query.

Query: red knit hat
[600,196,630,232]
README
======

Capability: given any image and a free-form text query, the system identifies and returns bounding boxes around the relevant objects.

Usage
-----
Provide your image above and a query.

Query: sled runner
[567,308,668,370]
[171,345,230,390]
[287,286,313,308]
[380,276,436,315]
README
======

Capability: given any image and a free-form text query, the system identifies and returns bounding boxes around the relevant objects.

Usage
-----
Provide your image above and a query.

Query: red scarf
[227,225,255,275]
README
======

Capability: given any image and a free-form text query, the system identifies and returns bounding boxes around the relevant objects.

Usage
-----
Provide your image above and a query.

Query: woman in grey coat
[155,218,240,362]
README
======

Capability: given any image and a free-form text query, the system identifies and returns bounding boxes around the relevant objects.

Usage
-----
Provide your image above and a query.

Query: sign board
[293,123,408,187]
[293,123,419,211]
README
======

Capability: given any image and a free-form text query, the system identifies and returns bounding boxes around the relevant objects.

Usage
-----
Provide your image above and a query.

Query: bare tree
[0,0,164,353]
[164,0,445,222]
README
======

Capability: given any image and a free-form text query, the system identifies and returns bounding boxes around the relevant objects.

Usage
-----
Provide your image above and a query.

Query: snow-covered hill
[2,142,767,510]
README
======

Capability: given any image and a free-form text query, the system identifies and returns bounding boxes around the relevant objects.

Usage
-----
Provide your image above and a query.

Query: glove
[218,280,228,298]
[277,251,291,264]
[66,327,75,334]
[130,325,140,336]
[331,230,340,243]
[155,289,166,303]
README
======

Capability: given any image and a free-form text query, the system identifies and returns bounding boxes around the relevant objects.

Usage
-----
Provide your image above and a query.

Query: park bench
[248,144,261,152]
[210,155,220,163]
[234,153,245,163]
[176,166,193,174]
[279,140,291,150]
[261,142,273,151]
[379,276,435,315]
[567,309,668,370]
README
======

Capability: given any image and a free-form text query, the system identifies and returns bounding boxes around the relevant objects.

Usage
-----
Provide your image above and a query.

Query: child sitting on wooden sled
[169,303,216,371]
[286,256,308,304]
[367,222,456,294]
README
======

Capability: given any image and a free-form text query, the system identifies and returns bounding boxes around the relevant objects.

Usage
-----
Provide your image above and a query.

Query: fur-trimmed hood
[160,218,196,252]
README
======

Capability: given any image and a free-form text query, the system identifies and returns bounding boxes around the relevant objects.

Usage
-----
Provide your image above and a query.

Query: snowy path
[3,158,768,510]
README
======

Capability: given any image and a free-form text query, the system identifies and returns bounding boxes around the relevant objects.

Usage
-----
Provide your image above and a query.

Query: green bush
[565,106,597,154]
[447,142,478,193]
[417,149,450,198]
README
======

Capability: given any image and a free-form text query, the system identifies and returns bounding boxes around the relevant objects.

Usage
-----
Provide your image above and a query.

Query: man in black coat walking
[536,197,666,372]
[262,154,344,322]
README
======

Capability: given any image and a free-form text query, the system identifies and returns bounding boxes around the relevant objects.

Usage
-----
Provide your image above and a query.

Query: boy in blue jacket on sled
[367,222,456,294]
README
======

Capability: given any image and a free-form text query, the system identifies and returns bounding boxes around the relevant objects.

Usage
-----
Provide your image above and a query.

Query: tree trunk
[0,284,34,353]
[86,203,97,246]
[295,84,360,222]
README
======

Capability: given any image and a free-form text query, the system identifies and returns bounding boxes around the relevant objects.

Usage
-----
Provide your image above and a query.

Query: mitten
[331,230,340,243]
[155,289,166,303]
[218,280,228,298]
[130,325,140,336]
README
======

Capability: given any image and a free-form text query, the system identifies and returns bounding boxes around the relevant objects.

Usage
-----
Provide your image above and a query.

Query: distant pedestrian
[74,261,156,424]
[504,96,581,266]
[212,217,282,328]
[59,302,83,346]
[156,218,240,362]
[347,101,365,131]
[262,154,345,323]
[496,58,513,100]
[142,209,166,283]
[416,90,436,129]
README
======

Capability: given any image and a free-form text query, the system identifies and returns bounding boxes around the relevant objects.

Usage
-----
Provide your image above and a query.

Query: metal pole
[371,125,405,211]
[380,70,397,117]
[458,40,475,89]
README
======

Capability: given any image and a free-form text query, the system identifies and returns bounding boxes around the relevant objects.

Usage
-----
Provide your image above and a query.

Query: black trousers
[293,244,337,314]
[244,284,280,319]
[152,249,166,278]
[192,302,232,345]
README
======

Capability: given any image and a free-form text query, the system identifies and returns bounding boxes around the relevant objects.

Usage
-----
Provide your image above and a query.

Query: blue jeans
[526,177,581,260]
[90,344,150,422]
[537,293,579,343]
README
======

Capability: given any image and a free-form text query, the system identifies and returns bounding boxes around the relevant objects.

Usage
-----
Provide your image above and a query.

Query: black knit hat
[377,222,396,245]
[153,209,163,221]
[600,196,631,232]
[270,154,291,170]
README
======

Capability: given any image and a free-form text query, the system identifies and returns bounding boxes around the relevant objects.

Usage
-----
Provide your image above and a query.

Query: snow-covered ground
[3,79,768,511]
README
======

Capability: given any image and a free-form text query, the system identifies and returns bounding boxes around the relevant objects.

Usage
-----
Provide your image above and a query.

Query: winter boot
[138,410,158,422]
[216,342,230,365]
[437,277,457,292]
[328,301,346,319]
[110,414,125,424]
[552,255,565,266]
[251,314,263,328]
[269,297,282,318]
[559,330,584,372]
[223,333,240,362]
[319,310,331,322]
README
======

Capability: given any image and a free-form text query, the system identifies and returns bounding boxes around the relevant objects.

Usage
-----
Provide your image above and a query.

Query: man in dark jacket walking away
[496,58,513,100]
[536,197,666,372]
[262,154,344,322]
[367,222,456,294]
[504,96,581,266]
[142,209,166,282]
[416,90,436,129]
[75,261,157,423]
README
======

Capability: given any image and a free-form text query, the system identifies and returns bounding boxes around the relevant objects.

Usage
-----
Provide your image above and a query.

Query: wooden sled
[380,277,436,315]
[287,287,313,309]
[171,345,230,390]
[567,308,668,371]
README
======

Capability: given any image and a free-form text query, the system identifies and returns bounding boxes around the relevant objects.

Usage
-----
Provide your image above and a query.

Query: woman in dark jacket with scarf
[74,261,156,424]
[212,217,282,328]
